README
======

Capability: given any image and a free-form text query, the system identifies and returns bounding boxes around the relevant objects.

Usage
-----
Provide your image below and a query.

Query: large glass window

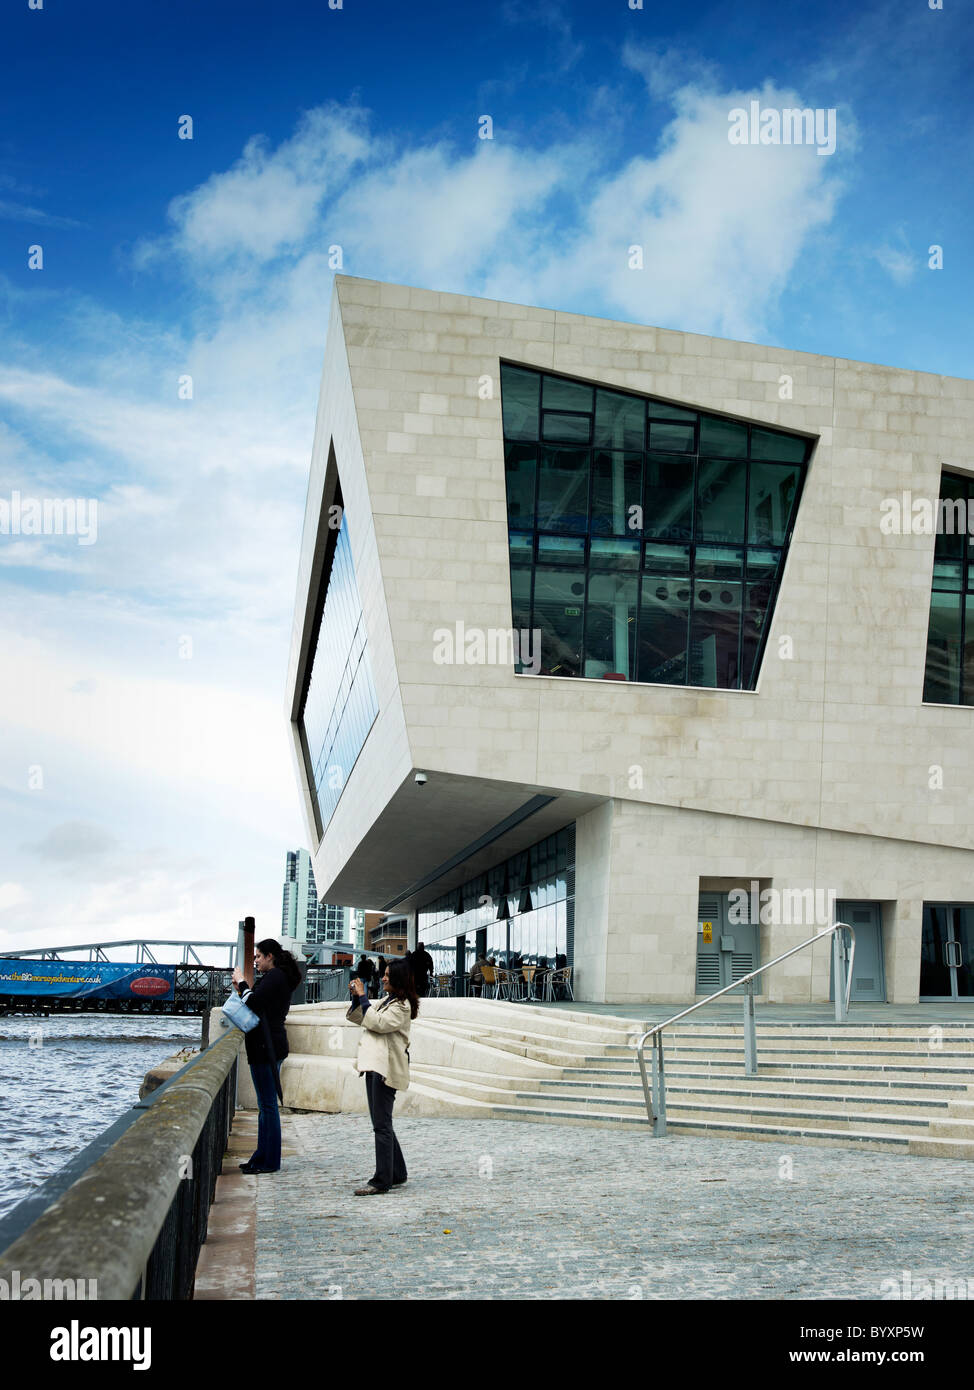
[418,825,575,976]
[500,363,813,690]
[300,509,379,833]
[923,471,974,705]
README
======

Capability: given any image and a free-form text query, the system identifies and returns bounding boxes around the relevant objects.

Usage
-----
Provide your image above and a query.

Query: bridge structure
[0,938,237,966]
[0,938,238,1017]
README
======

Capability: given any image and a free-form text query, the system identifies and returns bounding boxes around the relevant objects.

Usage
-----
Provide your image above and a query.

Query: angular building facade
[285,275,974,1006]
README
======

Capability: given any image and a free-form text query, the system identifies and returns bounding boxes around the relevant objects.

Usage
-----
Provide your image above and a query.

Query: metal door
[831,901,885,1003]
[696,894,761,995]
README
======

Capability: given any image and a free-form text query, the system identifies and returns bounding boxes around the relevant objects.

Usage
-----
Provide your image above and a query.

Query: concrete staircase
[403,1003,974,1158]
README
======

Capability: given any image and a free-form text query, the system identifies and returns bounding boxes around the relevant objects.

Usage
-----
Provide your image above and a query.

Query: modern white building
[285,275,974,1006]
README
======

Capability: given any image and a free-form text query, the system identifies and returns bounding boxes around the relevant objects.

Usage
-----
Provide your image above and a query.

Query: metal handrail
[635,920,856,1136]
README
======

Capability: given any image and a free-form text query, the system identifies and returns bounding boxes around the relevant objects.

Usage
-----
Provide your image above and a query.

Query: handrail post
[743,977,757,1077]
[833,928,847,1023]
[652,1033,666,1136]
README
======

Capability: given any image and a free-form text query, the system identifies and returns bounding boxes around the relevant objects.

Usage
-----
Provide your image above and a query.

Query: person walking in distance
[346,959,417,1194]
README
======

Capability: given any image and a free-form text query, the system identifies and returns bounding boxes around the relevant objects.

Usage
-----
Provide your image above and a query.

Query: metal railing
[304,966,351,1003]
[0,1026,243,1299]
[635,920,856,1136]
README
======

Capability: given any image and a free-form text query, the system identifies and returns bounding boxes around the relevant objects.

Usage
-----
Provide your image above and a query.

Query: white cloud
[0,883,29,912]
[144,104,376,272]
[872,240,917,285]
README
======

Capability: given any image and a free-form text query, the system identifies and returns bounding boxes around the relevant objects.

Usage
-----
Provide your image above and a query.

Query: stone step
[539,1078,957,1112]
[474,1103,974,1158]
[602,1041,974,1059]
[574,1055,974,1079]
[561,1066,971,1095]
[412,1069,943,1133]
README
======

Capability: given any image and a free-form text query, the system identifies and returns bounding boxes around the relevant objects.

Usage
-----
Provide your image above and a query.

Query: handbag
[223,989,261,1033]
[224,988,286,1102]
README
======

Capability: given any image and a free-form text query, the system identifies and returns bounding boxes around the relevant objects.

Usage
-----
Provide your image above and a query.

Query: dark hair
[386,958,419,1019]
[255,938,302,991]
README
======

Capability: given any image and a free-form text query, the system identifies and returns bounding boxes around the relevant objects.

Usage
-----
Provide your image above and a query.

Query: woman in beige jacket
[347,958,418,1195]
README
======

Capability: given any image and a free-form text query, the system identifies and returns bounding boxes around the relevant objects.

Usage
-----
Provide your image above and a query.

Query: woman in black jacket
[231,938,301,1174]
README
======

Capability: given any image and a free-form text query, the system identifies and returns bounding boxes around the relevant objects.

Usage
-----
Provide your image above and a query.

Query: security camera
[415,772,428,786]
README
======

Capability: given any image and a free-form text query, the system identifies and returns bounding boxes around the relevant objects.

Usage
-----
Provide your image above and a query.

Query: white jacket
[346,995,412,1090]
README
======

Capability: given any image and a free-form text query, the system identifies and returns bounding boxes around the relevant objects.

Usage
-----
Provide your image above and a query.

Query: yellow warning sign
[702,922,713,943]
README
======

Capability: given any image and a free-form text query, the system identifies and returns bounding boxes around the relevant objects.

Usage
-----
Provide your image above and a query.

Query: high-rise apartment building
[281,849,353,948]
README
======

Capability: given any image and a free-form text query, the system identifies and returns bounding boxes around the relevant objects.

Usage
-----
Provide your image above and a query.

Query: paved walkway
[251,1113,974,1300]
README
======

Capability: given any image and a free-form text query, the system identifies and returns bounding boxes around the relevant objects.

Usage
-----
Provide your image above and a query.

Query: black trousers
[364,1071,407,1189]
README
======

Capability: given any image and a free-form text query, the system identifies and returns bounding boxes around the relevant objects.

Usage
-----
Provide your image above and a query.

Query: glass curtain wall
[300,512,379,832]
[501,363,812,690]
[923,472,974,705]
[418,826,575,979]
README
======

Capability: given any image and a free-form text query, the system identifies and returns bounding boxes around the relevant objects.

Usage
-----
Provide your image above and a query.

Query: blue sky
[0,0,971,954]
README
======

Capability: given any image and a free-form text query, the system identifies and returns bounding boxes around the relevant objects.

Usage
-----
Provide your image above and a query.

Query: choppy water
[0,1014,201,1222]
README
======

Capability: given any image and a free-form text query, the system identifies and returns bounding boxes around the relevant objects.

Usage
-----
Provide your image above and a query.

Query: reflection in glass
[505,443,536,528]
[923,590,962,704]
[644,453,694,541]
[594,389,645,451]
[700,415,747,458]
[748,462,800,546]
[638,556,690,685]
[592,450,642,535]
[418,826,574,980]
[584,571,637,679]
[301,517,379,830]
[697,459,747,543]
[500,365,811,692]
[534,568,585,676]
[538,446,590,532]
[500,364,539,440]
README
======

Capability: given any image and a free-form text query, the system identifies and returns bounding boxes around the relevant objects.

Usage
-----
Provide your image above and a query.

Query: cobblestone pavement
[255,1114,974,1300]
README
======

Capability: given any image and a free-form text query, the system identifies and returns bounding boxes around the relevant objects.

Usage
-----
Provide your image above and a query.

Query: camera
[415,771,428,786]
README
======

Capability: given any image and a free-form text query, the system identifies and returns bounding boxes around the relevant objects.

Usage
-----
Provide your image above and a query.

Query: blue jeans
[249,1061,282,1170]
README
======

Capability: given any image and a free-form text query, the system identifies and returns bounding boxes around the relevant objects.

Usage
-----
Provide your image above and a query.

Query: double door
[695,894,761,996]
[920,904,974,999]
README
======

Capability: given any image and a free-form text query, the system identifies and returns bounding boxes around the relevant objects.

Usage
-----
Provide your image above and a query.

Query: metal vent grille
[696,957,720,991]
[731,953,755,981]
[855,978,875,992]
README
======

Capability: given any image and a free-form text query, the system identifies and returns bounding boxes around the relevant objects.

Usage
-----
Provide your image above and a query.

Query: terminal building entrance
[920,904,974,999]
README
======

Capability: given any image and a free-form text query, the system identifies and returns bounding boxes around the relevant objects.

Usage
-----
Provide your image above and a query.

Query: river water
[0,1014,201,1222]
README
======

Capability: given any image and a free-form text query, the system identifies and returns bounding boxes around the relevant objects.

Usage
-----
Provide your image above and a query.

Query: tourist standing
[346,960,417,1194]
[232,939,301,1175]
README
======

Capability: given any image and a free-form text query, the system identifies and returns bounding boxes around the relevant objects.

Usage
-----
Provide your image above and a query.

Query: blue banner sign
[0,960,176,1001]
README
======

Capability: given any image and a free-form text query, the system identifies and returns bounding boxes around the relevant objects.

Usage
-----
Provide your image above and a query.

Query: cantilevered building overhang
[286,275,974,1005]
